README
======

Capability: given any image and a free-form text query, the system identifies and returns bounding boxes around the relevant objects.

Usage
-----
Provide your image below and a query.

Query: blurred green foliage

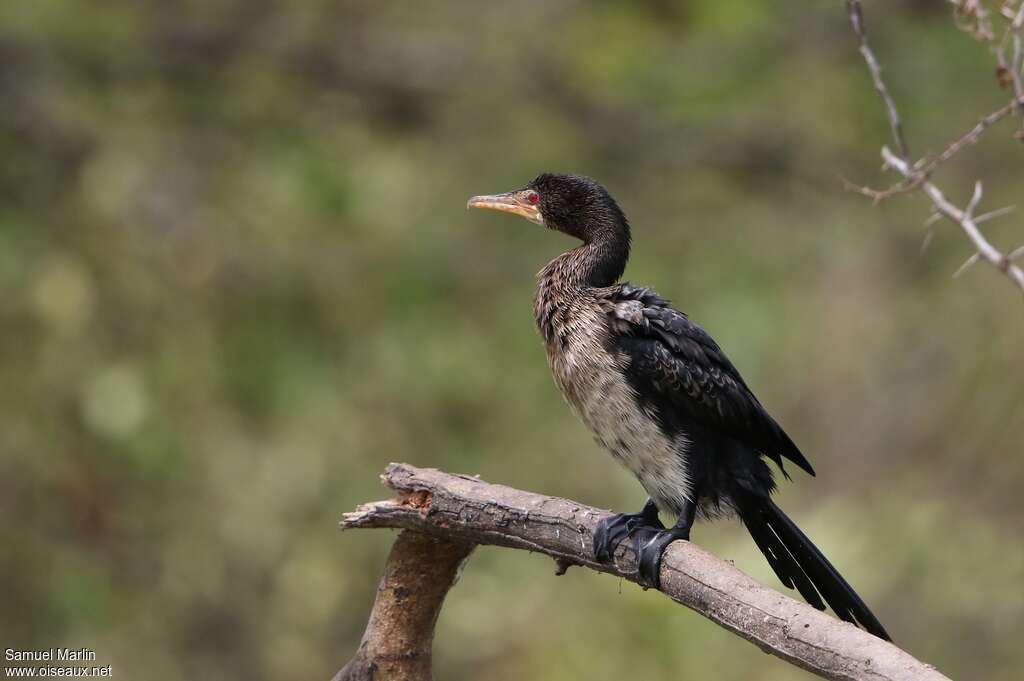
[1,1,1022,679]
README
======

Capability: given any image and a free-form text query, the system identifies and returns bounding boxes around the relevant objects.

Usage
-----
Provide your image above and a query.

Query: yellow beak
[466,191,543,225]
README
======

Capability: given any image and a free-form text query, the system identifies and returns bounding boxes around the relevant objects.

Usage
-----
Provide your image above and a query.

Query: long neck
[533,232,629,345]
[547,231,630,289]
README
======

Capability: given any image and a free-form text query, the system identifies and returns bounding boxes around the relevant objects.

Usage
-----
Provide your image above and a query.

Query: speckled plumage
[535,255,694,515]
[532,238,813,520]
[470,172,890,640]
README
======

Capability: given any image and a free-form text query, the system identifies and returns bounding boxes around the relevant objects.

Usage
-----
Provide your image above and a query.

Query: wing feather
[610,284,814,477]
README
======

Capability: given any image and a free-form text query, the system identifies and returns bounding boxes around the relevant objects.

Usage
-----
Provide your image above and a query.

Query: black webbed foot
[633,525,691,589]
[593,499,663,564]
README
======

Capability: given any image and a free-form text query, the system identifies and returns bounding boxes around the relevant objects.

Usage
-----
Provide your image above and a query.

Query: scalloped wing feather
[610,284,815,478]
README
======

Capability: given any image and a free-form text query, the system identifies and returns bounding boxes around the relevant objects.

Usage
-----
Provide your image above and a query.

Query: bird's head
[467,173,629,245]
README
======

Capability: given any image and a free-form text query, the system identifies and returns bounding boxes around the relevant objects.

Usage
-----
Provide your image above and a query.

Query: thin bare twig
[844,94,1024,200]
[919,95,1024,172]
[846,0,910,160]
[975,204,1017,224]
[951,0,995,40]
[841,174,920,203]
[337,464,953,681]
[953,252,982,278]
[847,2,1024,295]
[996,5,1024,114]
[881,146,1024,291]
[964,180,984,220]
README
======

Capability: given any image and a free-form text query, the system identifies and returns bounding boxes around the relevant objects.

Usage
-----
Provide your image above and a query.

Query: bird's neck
[534,234,629,346]
[545,233,630,289]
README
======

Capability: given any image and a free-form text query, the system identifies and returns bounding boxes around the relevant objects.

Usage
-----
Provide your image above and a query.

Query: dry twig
[881,147,1024,290]
[334,463,952,681]
[919,95,1024,173]
[846,0,910,160]
[842,94,1024,202]
[845,0,1024,294]
[951,0,995,40]
[995,4,1024,120]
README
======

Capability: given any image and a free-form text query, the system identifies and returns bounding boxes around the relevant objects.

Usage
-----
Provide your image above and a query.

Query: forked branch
[844,0,1024,295]
[334,463,951,681]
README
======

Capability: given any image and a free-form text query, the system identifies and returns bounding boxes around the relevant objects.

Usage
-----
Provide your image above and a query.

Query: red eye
[527,192,539,205]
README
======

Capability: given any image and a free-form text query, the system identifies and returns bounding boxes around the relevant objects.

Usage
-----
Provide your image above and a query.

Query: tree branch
[334,530,474,681]
[335,463,951,681]
[881,146,1024,291]
[843,94,1024,203]
[846,0,910,160]
[995,4,1024,120]
[845,0,1024,295]
[918,94,1024,175]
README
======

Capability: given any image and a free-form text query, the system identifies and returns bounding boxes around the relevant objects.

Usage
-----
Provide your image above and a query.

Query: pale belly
[549,339,693,516]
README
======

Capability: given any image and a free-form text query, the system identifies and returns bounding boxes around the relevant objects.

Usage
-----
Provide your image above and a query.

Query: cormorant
[467,173,890,640]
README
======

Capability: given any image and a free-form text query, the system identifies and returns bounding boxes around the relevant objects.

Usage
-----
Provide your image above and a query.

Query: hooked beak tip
[466,191,544,225]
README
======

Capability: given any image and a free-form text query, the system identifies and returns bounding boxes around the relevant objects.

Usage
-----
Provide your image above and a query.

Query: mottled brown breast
[534,281,694,515]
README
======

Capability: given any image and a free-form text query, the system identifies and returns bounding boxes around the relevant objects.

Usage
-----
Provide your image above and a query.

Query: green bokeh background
[2,1,1022,679]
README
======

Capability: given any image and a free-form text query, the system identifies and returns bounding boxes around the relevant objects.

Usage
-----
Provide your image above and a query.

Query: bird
[467,172,890,641]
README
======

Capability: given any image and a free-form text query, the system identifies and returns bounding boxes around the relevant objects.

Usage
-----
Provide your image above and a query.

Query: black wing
[610,284,814,477]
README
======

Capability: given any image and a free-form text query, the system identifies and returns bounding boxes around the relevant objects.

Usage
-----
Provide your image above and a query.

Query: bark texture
[334,530,474,681]
[335,463,951,681]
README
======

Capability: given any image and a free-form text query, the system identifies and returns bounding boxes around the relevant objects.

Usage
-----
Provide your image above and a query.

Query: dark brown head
[467,173,630,246]
[467,173,631,286]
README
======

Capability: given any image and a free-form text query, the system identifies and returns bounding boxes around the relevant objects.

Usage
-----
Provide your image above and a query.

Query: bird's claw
[593,505,664,564]
[632,526,690,589]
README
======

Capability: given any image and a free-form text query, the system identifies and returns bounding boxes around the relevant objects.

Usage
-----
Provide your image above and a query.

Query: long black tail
[739,496,890,641]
